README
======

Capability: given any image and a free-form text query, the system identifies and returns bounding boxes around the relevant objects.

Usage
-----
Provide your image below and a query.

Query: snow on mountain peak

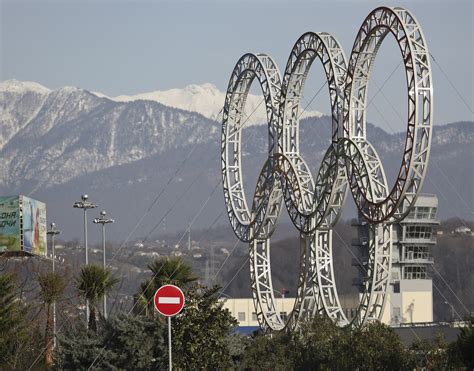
[93,83,322,125]
[0,79,51,94]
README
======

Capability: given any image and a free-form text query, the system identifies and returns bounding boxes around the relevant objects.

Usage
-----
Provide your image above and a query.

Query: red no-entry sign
[154,284,185,317]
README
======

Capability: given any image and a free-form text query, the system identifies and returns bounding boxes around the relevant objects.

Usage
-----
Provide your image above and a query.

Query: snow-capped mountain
[0,79,219,189]
[0,79,472,241]
[94,83,322,125]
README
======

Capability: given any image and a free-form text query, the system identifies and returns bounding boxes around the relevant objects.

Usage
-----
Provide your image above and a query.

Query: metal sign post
[154,284,185,371]
[168,317,172,371]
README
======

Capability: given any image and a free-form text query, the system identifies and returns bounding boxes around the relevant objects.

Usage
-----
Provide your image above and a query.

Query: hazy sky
[1,0,473,130]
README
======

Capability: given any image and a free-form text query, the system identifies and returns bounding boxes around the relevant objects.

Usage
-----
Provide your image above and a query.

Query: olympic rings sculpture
[221,7,433,331]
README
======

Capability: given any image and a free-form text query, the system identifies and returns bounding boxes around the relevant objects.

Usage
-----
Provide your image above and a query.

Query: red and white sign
[154,284,185,317]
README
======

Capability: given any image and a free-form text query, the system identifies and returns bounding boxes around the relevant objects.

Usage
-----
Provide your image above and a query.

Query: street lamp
[73,194,97,326]
[93,210,114,319]
[47,222,61,348]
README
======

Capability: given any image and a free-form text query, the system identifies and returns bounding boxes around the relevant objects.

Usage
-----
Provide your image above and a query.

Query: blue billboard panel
[0,196,21,252]
[22,196,47,255]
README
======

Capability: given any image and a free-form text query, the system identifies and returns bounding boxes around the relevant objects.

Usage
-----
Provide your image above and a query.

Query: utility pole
[73,194,98,327]
[93,210,114,319]
[47,222,61,348]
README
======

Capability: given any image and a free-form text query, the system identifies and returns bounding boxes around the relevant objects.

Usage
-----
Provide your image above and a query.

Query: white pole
[102,223,107,319]
[84,208,89,328]
[52,233,56,348]
[168,316,172,371]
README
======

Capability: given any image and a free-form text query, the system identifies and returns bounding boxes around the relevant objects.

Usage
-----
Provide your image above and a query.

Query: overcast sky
[1,0,473,130]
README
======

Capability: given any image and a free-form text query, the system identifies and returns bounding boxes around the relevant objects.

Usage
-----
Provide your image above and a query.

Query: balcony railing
[400,256,434,264]
[400,236,437,244]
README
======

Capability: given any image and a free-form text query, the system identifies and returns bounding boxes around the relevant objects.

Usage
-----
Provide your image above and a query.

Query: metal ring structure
[277,32,349,234]
[343,7,433,223]
[221,53,284,243]
[221,6,433,332]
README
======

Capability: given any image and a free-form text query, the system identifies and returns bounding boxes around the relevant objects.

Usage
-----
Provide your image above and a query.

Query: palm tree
[148,256,198,288]
[76,264,118,332]
[38,271,65,368]
[134,257,198,317]
[133,278,155,317]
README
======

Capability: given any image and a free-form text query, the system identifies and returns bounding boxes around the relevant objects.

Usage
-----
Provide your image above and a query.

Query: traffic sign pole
[168,317,172,371]
[154,284,185,371]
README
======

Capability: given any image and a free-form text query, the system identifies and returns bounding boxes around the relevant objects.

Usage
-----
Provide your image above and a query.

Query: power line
[430,52,474,115]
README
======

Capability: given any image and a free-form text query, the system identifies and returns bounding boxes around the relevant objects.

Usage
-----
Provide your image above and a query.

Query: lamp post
[47,222,61,348]
[73,194,97,326]
[93,210,114,319]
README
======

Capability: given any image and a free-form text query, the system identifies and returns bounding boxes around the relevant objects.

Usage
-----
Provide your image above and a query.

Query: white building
[384,194,439,325]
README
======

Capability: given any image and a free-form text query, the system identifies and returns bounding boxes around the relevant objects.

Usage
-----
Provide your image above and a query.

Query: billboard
[0,196,21,252]
[0,195,47,255]
[22,196,47,255]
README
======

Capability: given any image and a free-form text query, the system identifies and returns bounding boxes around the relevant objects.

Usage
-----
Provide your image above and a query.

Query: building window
[404,245,431,261]
[252,312,257,321]
[238,312,246,321]
[280,312,287,321]
[405,226,433,240]
[403,265,429,279]
[393,282,400,293]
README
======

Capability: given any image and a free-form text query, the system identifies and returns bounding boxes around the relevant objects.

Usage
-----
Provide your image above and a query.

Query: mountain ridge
[0,79,472,241]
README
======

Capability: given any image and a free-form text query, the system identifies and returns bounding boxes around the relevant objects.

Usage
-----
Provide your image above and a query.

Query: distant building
[384,194,439,325]
[220,297,295,329]
[452,226,472,235]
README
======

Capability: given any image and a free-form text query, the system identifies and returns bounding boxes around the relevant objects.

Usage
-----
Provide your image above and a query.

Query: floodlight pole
[47,222,61,348]
[93,210,114,319]
[73,194,98,327]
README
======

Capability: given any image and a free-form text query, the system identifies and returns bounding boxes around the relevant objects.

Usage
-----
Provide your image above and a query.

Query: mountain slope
[0,79,472,242]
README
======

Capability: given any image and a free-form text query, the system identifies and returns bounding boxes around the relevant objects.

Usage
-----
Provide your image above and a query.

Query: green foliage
[409,332,449,370]
[348,322,410,370]
[171,285,238,370]
[76,264,119,331]
[0,273,44,370]
[38,271,65,304]
[133,278,155,317]
[134,256,198,317]
[241,331,297,371]
[148,256,198,288]
[54,324,103,370]
[38,271,66,367]
[55,313,166,370]
[240,317,411,370]
[295,315,351,370]
[448,316,474,369]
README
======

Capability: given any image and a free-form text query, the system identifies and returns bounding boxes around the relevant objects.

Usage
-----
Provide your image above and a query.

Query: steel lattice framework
[221,7,433,332]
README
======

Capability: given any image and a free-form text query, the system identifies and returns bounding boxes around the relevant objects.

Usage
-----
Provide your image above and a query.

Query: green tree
[148,256,198,288]
[294,315,351,370]
[409,333,449,370]
[172,285,238,369]
[134,256,198,317]
[76,264,119,332]
[55,313,166,370]
[38,271,65,368]
[133,278,155,317]
[0,273,29,368]
[448,315,474,369]
[349,322,410,370]
[241,330,297,371]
